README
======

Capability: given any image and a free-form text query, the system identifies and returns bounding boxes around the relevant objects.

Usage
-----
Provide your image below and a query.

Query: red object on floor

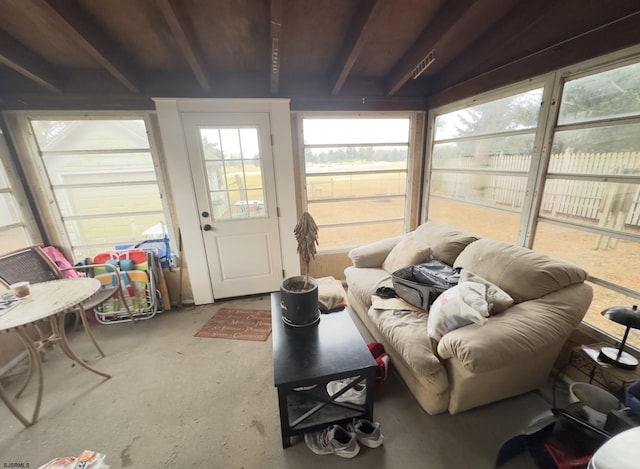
[368,342,390,390]
[376,354,389,381]
[368,342,385,359]
[544,442,591,469]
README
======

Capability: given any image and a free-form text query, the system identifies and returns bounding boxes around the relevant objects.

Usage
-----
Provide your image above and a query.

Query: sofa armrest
[436,282,592,373]
[348,235,403,268]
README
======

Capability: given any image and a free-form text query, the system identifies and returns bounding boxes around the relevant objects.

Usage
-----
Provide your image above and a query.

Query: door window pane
[199,127,265,220]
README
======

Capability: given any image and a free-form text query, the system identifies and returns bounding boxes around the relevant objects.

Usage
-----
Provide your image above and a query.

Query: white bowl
[569,382,620,427]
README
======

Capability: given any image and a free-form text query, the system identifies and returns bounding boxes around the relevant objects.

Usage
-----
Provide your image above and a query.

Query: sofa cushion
[348,236,402,268]
[367,307,446,384]
[460,270,514,314]
[413,221,478,266]
[344,266,393,310]
[437,282,593,373]
[381,235,432,273]
[454,238,588,304]
[427,282,489,341]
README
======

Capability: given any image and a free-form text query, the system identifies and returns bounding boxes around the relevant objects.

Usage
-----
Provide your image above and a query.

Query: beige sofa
[344,221,592,415]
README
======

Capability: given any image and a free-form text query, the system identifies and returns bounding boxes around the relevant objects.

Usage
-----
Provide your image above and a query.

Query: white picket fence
[444,151,640,227]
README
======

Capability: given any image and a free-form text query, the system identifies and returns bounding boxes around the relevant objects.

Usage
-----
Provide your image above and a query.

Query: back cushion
[453,238,588,303]
[413,221,478,266]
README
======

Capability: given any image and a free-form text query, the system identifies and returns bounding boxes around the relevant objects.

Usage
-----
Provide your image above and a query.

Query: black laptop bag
[391,259,461,310]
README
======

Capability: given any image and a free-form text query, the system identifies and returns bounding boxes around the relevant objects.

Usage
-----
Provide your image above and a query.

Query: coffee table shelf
[271,292,377,448]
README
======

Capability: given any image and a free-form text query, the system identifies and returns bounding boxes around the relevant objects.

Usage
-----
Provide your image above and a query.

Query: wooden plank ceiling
[0,0,639,110]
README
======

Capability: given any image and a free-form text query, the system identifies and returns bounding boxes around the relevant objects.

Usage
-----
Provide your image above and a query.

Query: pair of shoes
[304,424,360,458]
[304,420,384,457]
[326,378,366,405]
[346,419,384,448]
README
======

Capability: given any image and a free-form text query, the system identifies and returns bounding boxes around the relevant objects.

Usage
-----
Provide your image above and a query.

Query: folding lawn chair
[90,249,162,324]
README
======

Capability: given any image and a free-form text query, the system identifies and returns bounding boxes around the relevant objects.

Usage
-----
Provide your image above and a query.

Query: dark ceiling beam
[0,30,62,93]
[157,0,210,92]
[430,0,607,94]
[385,0,480,97]
[35,0,139,93]
[429,11,640,108]
[331,0,379,96]
[270,0,283,94]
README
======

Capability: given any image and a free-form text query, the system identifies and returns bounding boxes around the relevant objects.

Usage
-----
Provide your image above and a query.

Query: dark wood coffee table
[271,292,377,448]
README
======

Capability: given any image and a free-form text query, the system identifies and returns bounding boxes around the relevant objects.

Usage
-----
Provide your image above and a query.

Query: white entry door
[182,113,283,299]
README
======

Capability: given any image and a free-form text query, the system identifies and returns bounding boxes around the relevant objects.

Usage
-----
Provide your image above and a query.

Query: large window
[0,130,36,254]
[29,119,167,260]
[427,52,640,350]
[302,117,411,250]
[430,89,542,244]
[535,61,640,349]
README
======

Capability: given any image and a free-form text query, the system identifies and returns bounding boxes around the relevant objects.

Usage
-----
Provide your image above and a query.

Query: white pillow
[427,281,489,341]
[381,235,432,273]
[459,270,514,314]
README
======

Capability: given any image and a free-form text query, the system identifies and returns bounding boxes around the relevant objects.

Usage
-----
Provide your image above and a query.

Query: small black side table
[271,292,377,448]
[569,343,640,400]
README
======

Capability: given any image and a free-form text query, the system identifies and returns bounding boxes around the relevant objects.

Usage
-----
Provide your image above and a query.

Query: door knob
[203,224,212,231]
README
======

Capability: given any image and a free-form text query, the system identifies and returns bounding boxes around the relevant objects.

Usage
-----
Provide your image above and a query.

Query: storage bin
[569,382,620,428]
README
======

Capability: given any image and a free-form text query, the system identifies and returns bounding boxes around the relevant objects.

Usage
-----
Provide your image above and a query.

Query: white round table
[0,278,108,427]
[588,426,640,469]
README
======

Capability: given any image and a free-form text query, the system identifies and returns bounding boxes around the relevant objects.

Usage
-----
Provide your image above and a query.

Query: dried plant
[294,212,319,286]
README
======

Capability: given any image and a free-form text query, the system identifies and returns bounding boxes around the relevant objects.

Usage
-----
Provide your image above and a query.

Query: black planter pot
[280,275,320,327]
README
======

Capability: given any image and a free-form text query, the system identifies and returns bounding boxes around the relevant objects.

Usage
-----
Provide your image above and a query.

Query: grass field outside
[306,169,407,250]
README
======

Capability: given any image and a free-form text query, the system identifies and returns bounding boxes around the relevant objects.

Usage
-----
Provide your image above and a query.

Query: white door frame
[154,98,299,304]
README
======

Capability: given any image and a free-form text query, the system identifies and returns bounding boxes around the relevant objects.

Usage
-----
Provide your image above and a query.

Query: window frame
[425,43,640,349]
[297,111,423,253]
[4,111,174,259]
[0,125,42,254]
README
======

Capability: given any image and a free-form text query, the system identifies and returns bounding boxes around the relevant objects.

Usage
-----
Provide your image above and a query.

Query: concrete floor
[0,295,561,468]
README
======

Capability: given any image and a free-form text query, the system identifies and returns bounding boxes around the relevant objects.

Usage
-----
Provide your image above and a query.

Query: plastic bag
[38,450,109,469]
[427,281,489,341]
